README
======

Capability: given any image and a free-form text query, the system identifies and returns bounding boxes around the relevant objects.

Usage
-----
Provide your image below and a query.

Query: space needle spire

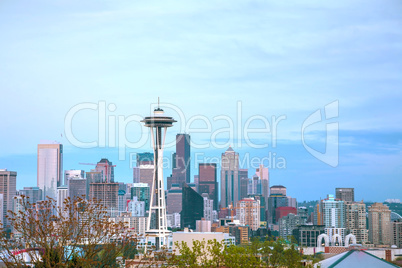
[141,99,176,251]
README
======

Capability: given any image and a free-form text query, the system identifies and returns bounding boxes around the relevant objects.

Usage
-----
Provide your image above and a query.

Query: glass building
[181,183,203,230]
[37,143,63,200]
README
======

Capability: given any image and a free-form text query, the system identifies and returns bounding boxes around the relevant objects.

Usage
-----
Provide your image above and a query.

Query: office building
[267,190,288,224]
[89,183,119,214]
[202,193,214,222]
[167,134,191,189]
[176,134,191,184]
[239,169,248,200]
[249,175,262,195]
[0,169,17,228]
[64,170,85,186]
[236,197,260,231]
[198,163,218,210]
[293,225,325,247]
[166,184,182,214]
[368,203,392,245]
[0,194,3,228]
[167,213,181,229]
[220,147,239,208]
[68,178,86,200]
[118,183,128,212]
[181,183,203,230]
[345,201,369,244]
[19,187,42,204]
[37,142,63,200]
[196,218,212,232]
[270,185,286,196]
[279,213,301,239]
[128,197,146,217]
[95,158,115,183]
[256,165,269,211]
[57,185,68,212]
[193,175,199,192]
[297,207,309,224]
[131,183,150,212]
[276,206,297,222]
[392,219,402,248]
[86,170,102,198]
[136,152,154,166]
[336,188,354,202]
[133,165,154,188]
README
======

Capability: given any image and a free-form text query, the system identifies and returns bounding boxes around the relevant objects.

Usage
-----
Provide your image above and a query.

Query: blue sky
[0,0,401,202]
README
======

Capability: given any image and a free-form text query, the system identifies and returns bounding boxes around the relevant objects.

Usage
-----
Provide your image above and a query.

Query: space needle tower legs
[141,100,176,252]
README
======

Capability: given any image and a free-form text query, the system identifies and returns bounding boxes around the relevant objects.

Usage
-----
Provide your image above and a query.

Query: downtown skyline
[0,0,401,202]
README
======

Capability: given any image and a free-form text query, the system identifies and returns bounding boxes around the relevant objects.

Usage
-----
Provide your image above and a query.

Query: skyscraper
[239,169,248,200]
[392,219,402,248]
[368,203,392,245]
[320,194,345,228]
[166,184,182,214]
[68,178,87,200]
[133,165,154,188]
[86,170,102,197]
[220,147,239,208]
[0,194,3,229]
[336,188,354,202]
[95,158,115,183]
[236,197,261,231]
[136,152,154,166]
[89,183,119,214]
[198,163,218,210]
[131,183,150,212]
[279,213,301,239]
[176,134,191,184]
[256,165,269,214]
[181,183,203,230]
[267,186,289,224]
[57,185,68,212]
[19,187,42,204]
[345,201,369,244]
[167,134,191,189]
[64,170,85,186]
[37,142,63,200]
[0,169,16,227]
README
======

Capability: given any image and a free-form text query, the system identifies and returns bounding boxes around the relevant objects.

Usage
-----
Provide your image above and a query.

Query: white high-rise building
[64,170,85,186]
[37,142,63,200]
[202,193,214,222]
[129,197,146,217]
[57,185,68,215]
[321,194,345,228]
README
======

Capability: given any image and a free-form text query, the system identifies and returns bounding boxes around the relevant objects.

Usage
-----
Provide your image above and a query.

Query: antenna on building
[158,97,160,109]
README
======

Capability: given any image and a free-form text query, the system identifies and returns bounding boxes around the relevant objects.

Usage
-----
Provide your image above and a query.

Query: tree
[0,195,138,267]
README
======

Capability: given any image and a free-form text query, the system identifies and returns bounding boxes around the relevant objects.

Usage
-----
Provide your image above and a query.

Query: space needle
[141,99,176,251]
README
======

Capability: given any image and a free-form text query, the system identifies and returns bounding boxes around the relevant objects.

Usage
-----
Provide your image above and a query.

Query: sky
[0,0,401,202]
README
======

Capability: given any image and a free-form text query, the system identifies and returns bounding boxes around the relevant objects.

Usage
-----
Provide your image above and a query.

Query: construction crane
[79,162,116,183]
